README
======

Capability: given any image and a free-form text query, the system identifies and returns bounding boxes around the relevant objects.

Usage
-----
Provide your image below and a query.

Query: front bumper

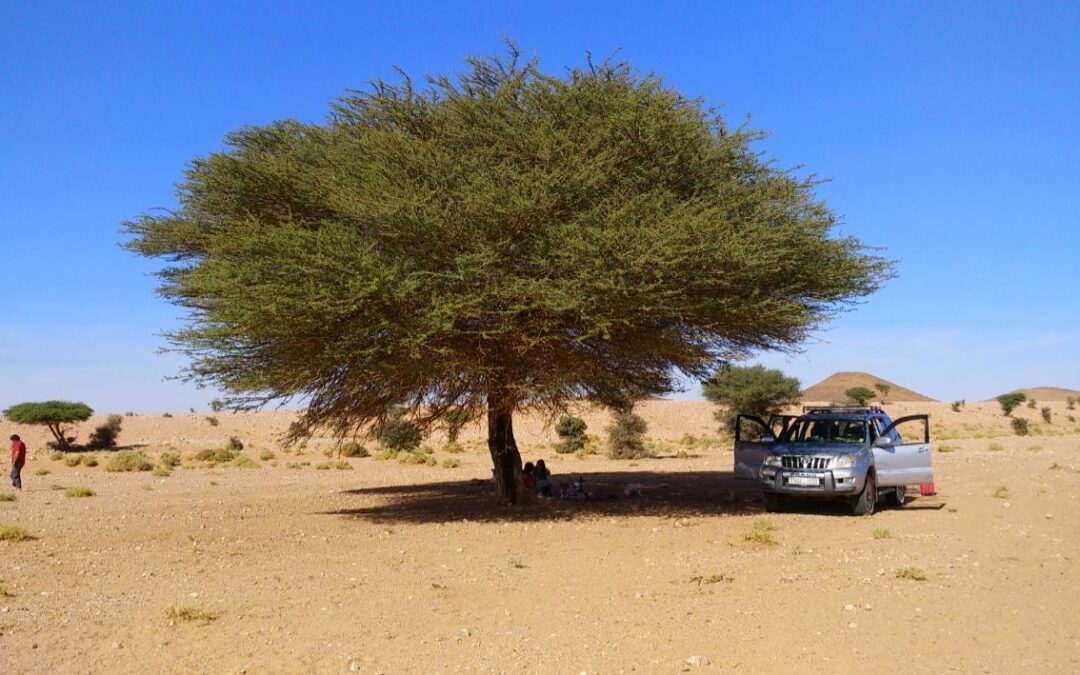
[760,466,865,496]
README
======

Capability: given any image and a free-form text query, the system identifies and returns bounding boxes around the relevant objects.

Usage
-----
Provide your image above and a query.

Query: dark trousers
[10,463,22,490]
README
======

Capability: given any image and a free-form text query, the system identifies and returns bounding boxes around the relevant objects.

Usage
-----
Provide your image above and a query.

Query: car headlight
[764,455,782,468]
[832,454,856,468]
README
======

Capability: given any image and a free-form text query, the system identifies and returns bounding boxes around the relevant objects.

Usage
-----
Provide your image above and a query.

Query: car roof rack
[801,405,885,414]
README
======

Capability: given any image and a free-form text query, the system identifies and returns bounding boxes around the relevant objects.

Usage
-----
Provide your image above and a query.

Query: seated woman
[522,462,537,491]
[534,459,553,497]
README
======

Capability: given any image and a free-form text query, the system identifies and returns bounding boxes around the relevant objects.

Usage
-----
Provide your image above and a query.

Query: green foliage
[554,414,588,454]
[442,408,471,444]
[87,415,123,450]
[64,487,95,498]
[106,451,154,472]
[1040,406,1052,424]
[376,407,422,452]
[996,392,1026,416]
[1011,417,1030,436]
[702,365,801,431]
[845,387,876,405]
[81,455,98,467]
[63,455,82,467]
[894,566,927,581]
[124,45,893,469]
[159,452,181,468]
[3,400,93,451]
[194,448,238,464]
[165,605,218,624]
[337,442,368,458]
[606,410,650,459]
[259,449,276,461]
[742,518,778,546]
[873,382,891,401]
[872,527,891,540]
[231,454,260,469]
[0,524,34,542]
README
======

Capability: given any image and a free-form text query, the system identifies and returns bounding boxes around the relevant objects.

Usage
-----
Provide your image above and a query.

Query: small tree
[442,408,471,445]
[87,415,123,450]
[702,365,802,432]
[845,387,876,405]
[1011,417,1029,436]
[607,409,649,459]
[1026,398,1036,409]
[3,401,93,451]
[951,400,965,412]
[376,407,421,452]
[874,382,891,402]
[554,414,588,454]
[996,392,1026,416]
[1041,406,1052,424]
[1067,396,1076,411]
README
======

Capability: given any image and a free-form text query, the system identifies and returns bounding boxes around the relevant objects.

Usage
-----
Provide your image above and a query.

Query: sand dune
[802,370,935,402]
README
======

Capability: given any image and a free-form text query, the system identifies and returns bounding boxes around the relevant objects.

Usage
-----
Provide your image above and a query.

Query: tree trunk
[487,391,524,505]
[47,422,69,451]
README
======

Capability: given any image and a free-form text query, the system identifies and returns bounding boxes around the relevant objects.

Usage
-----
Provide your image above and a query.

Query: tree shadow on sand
[326,470,768,524]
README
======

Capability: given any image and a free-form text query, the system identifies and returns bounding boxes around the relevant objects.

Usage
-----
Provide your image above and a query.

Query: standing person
[10,434,26,490]
[534,459,553,497]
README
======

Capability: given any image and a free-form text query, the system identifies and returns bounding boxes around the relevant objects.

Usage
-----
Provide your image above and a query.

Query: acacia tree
[125,47,892,504]
[702,365,802,431]
[3,401,93,451]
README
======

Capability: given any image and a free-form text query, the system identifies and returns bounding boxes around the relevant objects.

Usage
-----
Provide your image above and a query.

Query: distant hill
[802,371,935,403]
[995,386,1080,402]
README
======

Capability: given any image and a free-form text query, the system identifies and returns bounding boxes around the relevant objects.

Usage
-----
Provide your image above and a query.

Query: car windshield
[784,418,867,444]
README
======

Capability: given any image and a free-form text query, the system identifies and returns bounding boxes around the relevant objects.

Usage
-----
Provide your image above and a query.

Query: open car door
[734,414,780,479]
[874,414,933,486]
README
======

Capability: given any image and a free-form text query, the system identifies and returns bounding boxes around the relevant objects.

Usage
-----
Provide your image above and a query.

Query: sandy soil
[2,401,1079,673]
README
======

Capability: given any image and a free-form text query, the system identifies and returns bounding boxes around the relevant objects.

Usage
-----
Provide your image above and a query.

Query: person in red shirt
[10,434,26,490]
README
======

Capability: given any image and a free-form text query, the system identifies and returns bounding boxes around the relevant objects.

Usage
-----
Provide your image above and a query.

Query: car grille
[781,456,831,470]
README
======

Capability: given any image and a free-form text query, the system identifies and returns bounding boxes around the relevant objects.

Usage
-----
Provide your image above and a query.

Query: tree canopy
[4,400,93,450]
[845,386,877,405]
[702,364,802,430]
[124,45,893,503]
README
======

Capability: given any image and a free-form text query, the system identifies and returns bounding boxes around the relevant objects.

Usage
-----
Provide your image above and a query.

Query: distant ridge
[802,371,935,403]
[994,386,1080,402]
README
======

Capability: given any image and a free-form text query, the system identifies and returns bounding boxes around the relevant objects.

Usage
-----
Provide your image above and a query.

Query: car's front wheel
[851,472,876,515]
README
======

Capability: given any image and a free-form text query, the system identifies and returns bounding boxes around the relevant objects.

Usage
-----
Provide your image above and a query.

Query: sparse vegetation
[205,415,219,426]
[165,605,219,624]
[1067,396,1076,411]
[689,573,734,586]
[937,443,956,453]
[106,450,154,472]
[194,448,238,464]
[231,455,260,469]
[1026,398,1037,409]
[987,442,1005,452]
[159,452,181,468]
[259,449,275,461]
[226,436,244,452]
[0,493,16,502]
[64,455,82,467]
[0,524,34,542]
[151,466,172,477]
[951,400,964,412]
[555,414,588,454]
[337,442,367,458]
[1011,417,1030,436]
[33,468,50,476]
[993,486,1009,499]
[742,518,778,546]
[996,392,1026,416]
[441,458,461,468]
[332,460,352,470]
[1041,407,1052,424]
[872,527,891,540]
[81,455,98,467]
[703,365,801,431]
[894,566,927,581]
[874,382,891,402]
[63,487,95,498]
[1027,444,1042,452]
[50,451,64,461]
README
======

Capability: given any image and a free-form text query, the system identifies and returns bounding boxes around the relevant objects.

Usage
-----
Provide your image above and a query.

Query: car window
[873,418,902,444]
[785,419,867,444]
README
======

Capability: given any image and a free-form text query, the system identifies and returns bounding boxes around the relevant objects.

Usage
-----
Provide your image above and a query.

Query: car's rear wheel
[851,472,876,515]
[887,485,906,507]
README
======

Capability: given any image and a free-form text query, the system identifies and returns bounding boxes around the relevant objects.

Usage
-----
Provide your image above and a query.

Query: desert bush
[742,519,778,546]
[259,449,275,461]
[702,365,801,431]
[33,468,50,476]
[0,524,34,542]
[372,448,396,461]
[872,527,891,540]
[50,451,64,462]
[442,441,464,454]
[332,460,352,470]
[159,452,181,468]
[151,466,171,477]
[376,407,422,452]
[162,412,173,418]
[845,386,876,405]
[194,448,238,464]
[555,414,588,454]
[1067,396,1077,411]
[106,450,154,472]
[64,455,82,467]
[338,442,367,458]
[397,451,438,466]
[87,415,123,450]
[0,493,15,502]
[226,436,244,452]
[1011,417,1030,436]
[314,462,331,470]
[607,410,650,459]
[894,566,927,581]
[205,416,219,426]
[232,455,260,468]
[1027,444,1042,452]
[950,400,964,412]
[987,442,1004,452]
[441,458,461,468]
[64,487,95,498]
[993,486,1009,499]
[81,455,98,467]
[165,605,218,624]
[1040,407,1052,424]
[1026,398,1036,408]
[937,444,956,453]
[996,392,1026,416]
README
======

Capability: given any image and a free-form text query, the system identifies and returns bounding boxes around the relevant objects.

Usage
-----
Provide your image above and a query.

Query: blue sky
[1,0,1077,412]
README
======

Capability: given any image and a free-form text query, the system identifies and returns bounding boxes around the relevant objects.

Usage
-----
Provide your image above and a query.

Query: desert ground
[2,400,1079,673]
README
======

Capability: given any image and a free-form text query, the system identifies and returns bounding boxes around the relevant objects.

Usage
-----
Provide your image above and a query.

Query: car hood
[771,442,863,456]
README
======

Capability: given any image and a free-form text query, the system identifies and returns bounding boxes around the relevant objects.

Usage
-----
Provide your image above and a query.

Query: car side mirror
[874,436,893,448]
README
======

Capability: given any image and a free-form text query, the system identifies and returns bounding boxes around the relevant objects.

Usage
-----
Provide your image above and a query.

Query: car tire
[886,485,906,507]
[763,492,784,512]
[851,471,876,516]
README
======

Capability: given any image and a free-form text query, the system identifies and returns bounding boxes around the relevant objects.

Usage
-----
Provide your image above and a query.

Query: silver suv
[733,407,933,515]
